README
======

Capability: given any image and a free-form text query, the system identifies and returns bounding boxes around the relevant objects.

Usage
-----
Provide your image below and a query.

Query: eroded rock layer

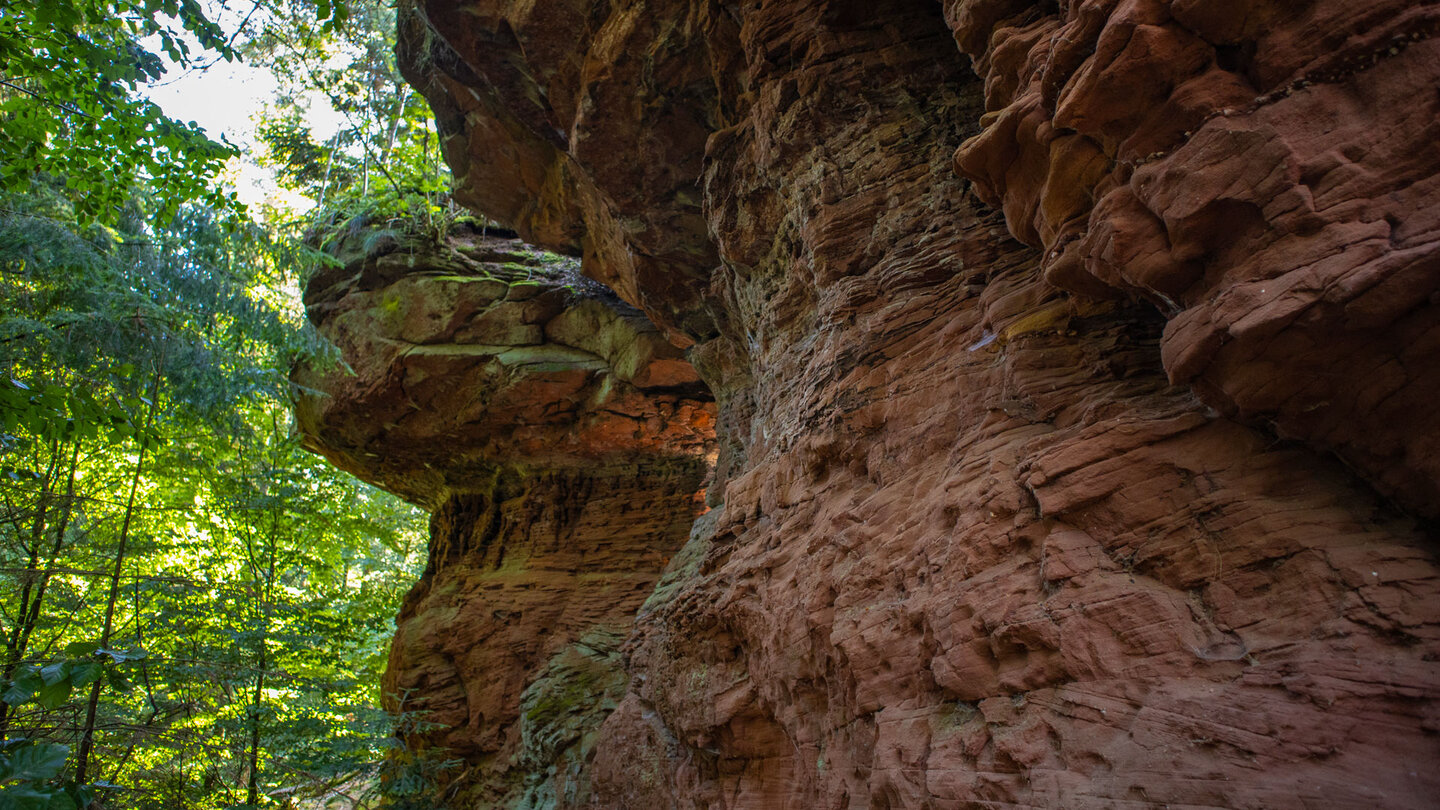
[293,229,714,804]
[387,462,706,807]
[295,229,713,506]
[947,0,1440,518]
[307,1,1440,807]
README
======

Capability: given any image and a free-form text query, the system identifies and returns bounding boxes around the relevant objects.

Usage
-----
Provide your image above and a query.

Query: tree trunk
[378,82,409,167]
[0,439,81,737]
[244,431,281,808]
[245,645,266,807]
[0,439,56,736]
[76,376,157,784]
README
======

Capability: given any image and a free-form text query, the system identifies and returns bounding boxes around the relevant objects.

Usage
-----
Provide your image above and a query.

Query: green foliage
[0,177,427,807]
[256,114,351,191]
[0,0,236,222]
[1,739,71,781]
[0,738,97,810]
[362,708,458,810]
[0,3,465,807]
[0,0,354,224]
[247,0,465,246]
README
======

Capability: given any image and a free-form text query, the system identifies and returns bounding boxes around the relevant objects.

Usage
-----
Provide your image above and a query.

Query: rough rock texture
[306,1,1440,807]
[294,229,715,805]
[948,0,1440,518]
[295,229,713,507]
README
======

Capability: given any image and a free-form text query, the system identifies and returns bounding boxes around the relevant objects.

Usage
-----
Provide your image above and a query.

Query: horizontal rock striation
[295,228,712,506]
[309,1,1440,807]
[293,227,715,805]
[386,462,705,807]
[948,0,1440,516]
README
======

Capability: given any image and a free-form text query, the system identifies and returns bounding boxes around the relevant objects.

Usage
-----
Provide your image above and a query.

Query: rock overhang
[297,2,1440,806]
[293,223,716,508]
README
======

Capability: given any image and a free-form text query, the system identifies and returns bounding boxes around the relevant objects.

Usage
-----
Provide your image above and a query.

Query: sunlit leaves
[0,172,425,806]
[2,648,137,711]
[0,0,353,225]
[0,378,156,446]
[248,0,456,242]
[0,2,432,805]
[0,0,244,223]
[0,740,70,782]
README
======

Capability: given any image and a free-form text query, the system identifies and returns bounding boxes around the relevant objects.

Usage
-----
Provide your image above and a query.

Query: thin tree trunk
[0,440,55,735]
[107,549,163,786]
[21,439,82,649]
[245,644,266,807]
[5,439,59,646]
[316,131,340,211]
[378,82,409,167]
[244,530,278,806]
[0,439,81,737]
[75,374,158,784]
[244,428,280,808]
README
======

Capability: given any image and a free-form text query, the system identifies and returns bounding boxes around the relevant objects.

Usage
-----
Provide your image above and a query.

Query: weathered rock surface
[293,228,715,805]
[948,0,1440,519]
[302,1,1440,807]
[295,228,712,506]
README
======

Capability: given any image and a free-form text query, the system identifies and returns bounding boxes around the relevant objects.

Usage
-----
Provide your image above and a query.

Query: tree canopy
[0,1,454,807]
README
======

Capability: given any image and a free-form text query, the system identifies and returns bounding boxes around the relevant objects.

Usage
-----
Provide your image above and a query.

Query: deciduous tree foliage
[0,178,427,809]
[0,1,455,807]
[248,0,462,239]
[0,0,236,223]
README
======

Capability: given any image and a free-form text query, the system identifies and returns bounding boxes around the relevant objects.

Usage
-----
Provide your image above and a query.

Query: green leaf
[62,641,101,658]
[33,679,74,710]
[97,647,145,663]
[3,670,41,705]
[0,741,69,781]
[68,662,105,688]
[0,783,65,810]
[39,662,70,686]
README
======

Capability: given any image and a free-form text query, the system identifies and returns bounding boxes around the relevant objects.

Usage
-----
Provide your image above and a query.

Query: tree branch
[0,79,93,118]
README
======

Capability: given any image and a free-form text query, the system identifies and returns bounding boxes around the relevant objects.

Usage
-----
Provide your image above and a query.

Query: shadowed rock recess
[296,1,1440,807]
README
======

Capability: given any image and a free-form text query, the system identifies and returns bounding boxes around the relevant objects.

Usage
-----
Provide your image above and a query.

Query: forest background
[0,0,463,806]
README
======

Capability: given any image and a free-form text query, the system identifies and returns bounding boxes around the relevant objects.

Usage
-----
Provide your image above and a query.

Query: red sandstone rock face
[295,228,713,505]
[293,228,714,804]
[354,2,1440,807]
[395,0,736,343]
[387,464,706,807]
[946,0,1440,516]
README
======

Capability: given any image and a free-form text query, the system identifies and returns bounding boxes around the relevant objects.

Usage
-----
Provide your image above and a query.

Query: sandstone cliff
[299,1,1440,807]
[294,227,715,805]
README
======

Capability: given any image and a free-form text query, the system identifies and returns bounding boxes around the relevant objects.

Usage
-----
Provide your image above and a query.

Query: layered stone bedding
[295,230,714,805]
[297,2,1440,807]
